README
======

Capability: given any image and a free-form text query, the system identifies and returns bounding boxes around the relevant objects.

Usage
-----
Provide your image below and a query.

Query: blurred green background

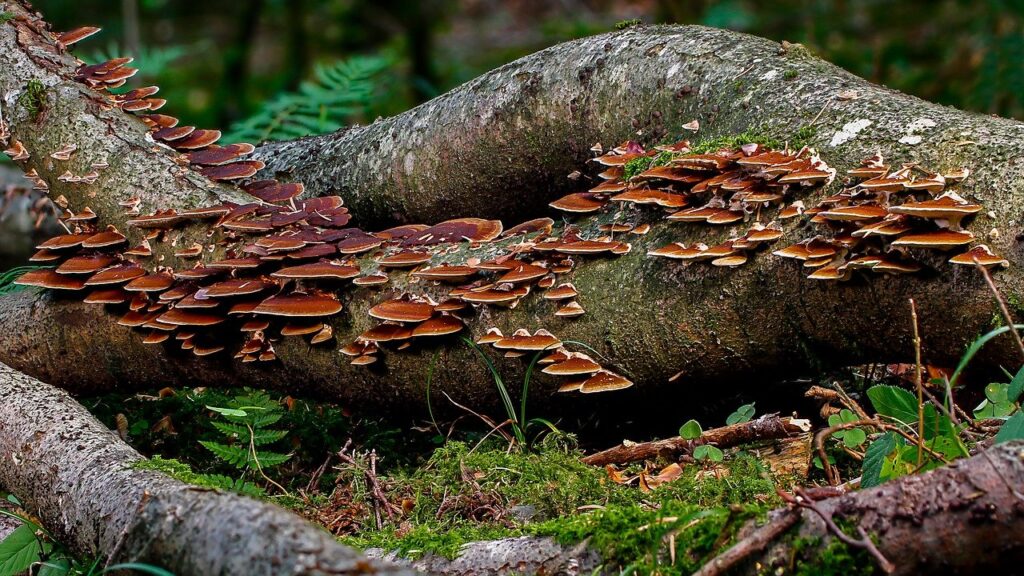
[27,0,1024,137]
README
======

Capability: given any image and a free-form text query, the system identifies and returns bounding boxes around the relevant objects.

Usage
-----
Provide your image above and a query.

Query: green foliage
[948,324,1024,386]
[679,419,702,440]
[860,432,897,488]
[133,456,266,498]
[725,402,755,425]
[995,412,1024,443]
[689,131,782,154]
[973,382,1016,418]
[343,442,784,573]
[828,409,866,448]
[199,389,291,472]
[18,80,46,121]
[614,18,642,30]
[1008,365,1024,402]
[226,56,392,143]
[0,12,13,25]
[0,524,41,576]
[621,150,673,180]
[693,444,724,462]
[784,68,799,80]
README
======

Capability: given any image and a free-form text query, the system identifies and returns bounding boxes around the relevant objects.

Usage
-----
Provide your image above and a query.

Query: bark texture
[368,536,601,576]
[1,10,1024,416]
[749,441,1024,575]
[0,362,411,576]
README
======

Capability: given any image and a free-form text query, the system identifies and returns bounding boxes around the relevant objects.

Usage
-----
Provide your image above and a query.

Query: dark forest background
[29,0,1024,135]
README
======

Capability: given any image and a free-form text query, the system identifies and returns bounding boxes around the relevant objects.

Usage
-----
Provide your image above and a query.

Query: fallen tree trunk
[1,5,1023,415]
[731,441,1024,575]
[0,362,411,576]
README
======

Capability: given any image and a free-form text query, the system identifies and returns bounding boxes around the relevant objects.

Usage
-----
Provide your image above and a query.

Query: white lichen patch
[899,117,936,146]
[761,70,779,81]
[829,119,872,147]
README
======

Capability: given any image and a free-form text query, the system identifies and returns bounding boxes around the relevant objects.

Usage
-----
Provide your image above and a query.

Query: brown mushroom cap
[497,262,548,284]
[37,233,93,251]
[85,265,146,286]
[459,286,529,305]
[543,282,578,301]
[611,189,688,208]
[280,322,325,336]
[503,218,555,238]
[82,230,127,249]
[555,301,586,318]
[15,269,86,290]
[555,240,622,255]
[711,254,748,267]
[817,204,888,222]
[887,193,982,225]
[203,279,273,298]
[271,261,360,280]
[413,265,478,282]
[124,272,175,292]
[949,244,1009,268]
[351,355,378,366]
[493,330,561,351]
[412,315,465,337]
[376,251,432,268]
[84,288,129,304]
[403,218,504,245]
[359,323,414,342]
[158,308,225,326]
[579,370,634,393]
[56,255,116,275]
[254,294,343,317]
[542,355,601,376]
[311,325,334,344]
[369,299,435,322]
[353,273,390,286]
[475,328,504,345]
[549,193,606,213]
[890,230,974,249]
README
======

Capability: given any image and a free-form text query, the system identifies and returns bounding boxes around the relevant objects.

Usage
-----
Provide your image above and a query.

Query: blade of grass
[949,324,1024,387]
[462,337,525,446]
[425,348,442,438]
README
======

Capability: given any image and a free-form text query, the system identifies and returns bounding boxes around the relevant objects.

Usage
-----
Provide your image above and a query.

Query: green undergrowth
[341,439,789,574]
[18,79,46,121]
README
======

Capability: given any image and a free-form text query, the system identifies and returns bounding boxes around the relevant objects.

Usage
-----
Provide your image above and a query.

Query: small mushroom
[555,301,585,317]
[579,370,634,393]
[890,230,974,250]
[549,193,607,213]
[14,269,86,290]
[949,244,1009,268]
[368,298,434,323]
[412,315,465,337]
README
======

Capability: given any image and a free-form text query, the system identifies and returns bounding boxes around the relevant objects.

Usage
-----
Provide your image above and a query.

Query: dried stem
[975,258,1024,361]
[910,299,925,466]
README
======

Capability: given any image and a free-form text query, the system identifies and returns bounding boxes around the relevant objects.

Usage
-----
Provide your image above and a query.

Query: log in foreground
[737,441,1024,575]
[0,362,411,576]
[2,5,1024,415]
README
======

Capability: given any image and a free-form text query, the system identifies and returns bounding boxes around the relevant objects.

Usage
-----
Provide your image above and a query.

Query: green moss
[789,517,878,576]
[615,18,642,30]
[0,12,14,24]
[784,68,799,80]
[341,441,785,571]
[690,130,782,154]
[18,79,46,121]
[131,455,266,498]
[623,150,675,180]
[791,125,818,148]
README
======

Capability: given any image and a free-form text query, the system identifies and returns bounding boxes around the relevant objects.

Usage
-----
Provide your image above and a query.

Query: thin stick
[794,488,895,574]
[692,508,801,576]
[910,299,924,466]
[975,257,1024,360]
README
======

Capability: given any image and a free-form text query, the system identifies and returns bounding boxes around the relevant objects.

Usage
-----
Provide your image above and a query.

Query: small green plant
[133,456,266,499]
[17,79,46,121]
[461,338,559,449]
[0,494,172,576]
[615,18,642,30]
[226,55,392,143]
[784,68,799,80]
[0,12,14,25]
[726,402,756,425]
[200,389,292,493]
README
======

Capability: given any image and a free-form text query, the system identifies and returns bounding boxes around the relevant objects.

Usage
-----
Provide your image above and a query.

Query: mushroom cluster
[475,328,633,393]
[547,140,834,267]
[770,154,1004,280]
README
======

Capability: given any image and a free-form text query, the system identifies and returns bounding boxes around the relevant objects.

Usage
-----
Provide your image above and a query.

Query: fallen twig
[582,415,810,467]
[692,508,801,576]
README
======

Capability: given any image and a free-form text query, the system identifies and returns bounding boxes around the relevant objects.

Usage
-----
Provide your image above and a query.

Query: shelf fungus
[11,22,1005,393]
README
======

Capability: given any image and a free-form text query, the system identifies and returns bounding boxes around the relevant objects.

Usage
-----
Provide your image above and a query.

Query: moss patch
[340,439,788,574]
[18,79,46,121]
[0,12,14,24]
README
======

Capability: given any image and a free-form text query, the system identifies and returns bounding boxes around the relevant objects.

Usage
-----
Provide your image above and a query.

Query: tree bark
[743,441,1024,575]
[1,4,1023,415]
[0,361,411,576]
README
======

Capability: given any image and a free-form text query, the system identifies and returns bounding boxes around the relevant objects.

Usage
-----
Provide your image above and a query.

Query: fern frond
[199,440,251,469]
[226,54,392,143]
[210,421,287,446]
